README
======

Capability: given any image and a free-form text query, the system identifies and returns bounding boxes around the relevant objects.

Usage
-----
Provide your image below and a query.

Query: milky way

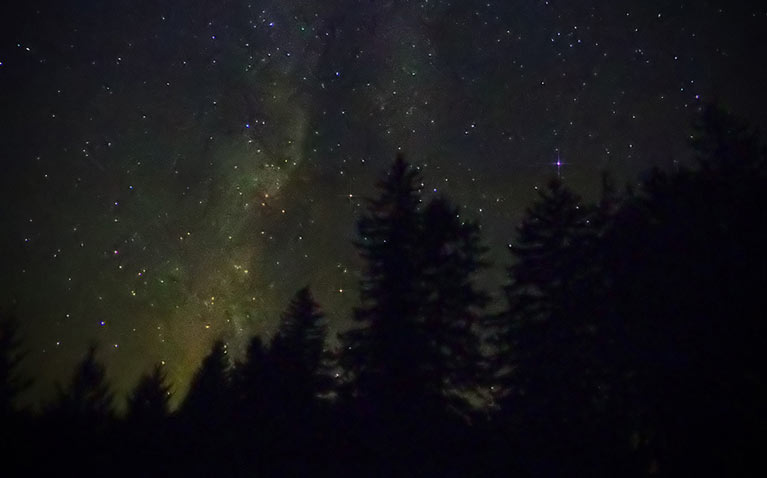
[2,1,766,405]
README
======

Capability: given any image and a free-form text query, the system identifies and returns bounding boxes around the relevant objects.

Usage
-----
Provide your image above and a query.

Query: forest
[2,105,766,477]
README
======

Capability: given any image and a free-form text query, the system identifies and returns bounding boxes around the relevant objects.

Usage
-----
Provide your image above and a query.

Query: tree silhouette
[492,178,616,474]
[0,314,30,417]
[49,344,114,423]
[232,335,269,422]
[691,103,765,174]
[339,154,429,422]
[241,287,335,472]
[176,340,235,475]
[36,345,117,475]
[180,340,230,427]
[496,178,596,400]
[599,105,767,476]
[126,363,172,424]
[268,287,331,417]
[120,363,174,476]
[419,197,489,414]
[337,156,493,474]
[0,314,33,473]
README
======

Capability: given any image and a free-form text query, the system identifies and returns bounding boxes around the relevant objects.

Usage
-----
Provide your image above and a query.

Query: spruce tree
[50,344,114,423]
[181,340,230,427]
[269,287,331,415]
[232,336,268,421]
[419,197,489,413]
[126,363,172,424]
[0,314,30,417]
[340,155,491,428]
[339,154,427,419]
[494,178,605,473]
[600,105,767,475]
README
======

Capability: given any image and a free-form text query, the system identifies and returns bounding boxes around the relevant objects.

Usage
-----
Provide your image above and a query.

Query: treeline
[2,105,767,476]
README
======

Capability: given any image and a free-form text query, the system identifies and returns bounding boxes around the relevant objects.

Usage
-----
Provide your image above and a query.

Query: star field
[1,0,766,404]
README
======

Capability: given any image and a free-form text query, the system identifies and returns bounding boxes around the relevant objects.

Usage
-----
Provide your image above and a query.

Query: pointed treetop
[127,363,172,421]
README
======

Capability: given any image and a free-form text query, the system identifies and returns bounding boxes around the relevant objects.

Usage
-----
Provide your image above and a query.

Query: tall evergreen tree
[691,103,765,174]
[232,336,268,420]
[120,363,174,475]
[339,154,428,419]
[0,314,32,470]
[340,155,492,438]
[495,178,595,397]
[493,178,610,474]
[419,197,489,413]
[49,344,114,423]
[0,314,30,417]
[180,340,231,427]
[126,363,172,424]
[268,287,331,414]
[601,105,767,476]
[41,349,118,474]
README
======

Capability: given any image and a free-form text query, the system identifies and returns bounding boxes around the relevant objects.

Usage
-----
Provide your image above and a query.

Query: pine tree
[0,314,30,417]
[340,155,492,433]
[600,105,767,475]
[494,178,605,473]
[232,336,268,420]
[50,344,114,423]
[496,178,594,387]
[181,340,231,427]
[691,103,765,175]
[339,154,428,420]
[419,197,489,413]
[507,179,593,310]
[269,287,331,414]
[126,363,172,424]
[0,314,32,467]
[120,363,174,475]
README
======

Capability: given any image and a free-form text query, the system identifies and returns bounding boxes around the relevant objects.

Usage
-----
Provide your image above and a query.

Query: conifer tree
[339,154,428,419]
[691,103,765,174]
[269,287,330,414]
[50,344,114,422]
[600,105,767,475]
[340,155,491,426]
[0,315,30,417]
[126,363,172,424]
[232,336,268,419]
[494,178,603,465]
[181,340,230,427]
[419,197,489,412]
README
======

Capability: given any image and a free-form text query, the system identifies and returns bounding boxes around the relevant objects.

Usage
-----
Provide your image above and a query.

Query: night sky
[2,0,766,406]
